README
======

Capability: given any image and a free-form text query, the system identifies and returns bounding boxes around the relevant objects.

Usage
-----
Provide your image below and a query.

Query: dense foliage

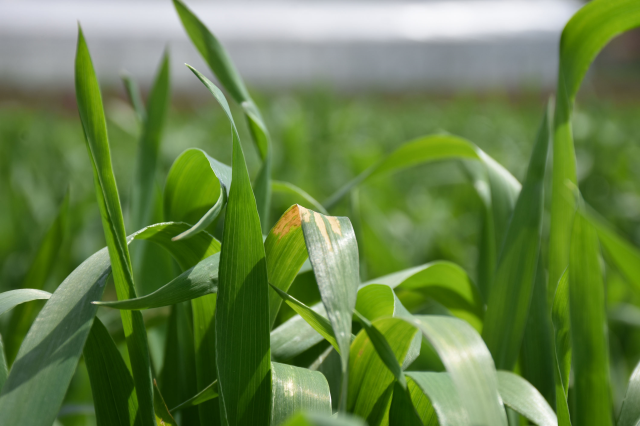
[1,0,640,425]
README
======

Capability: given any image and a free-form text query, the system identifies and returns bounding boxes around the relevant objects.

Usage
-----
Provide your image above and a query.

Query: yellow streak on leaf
[272,205,302,241]
[327,216,342,236]
[313,211,332,251]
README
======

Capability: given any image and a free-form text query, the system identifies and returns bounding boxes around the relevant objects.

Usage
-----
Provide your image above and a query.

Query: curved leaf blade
[0,289,51,317]
[405,372,469,426]
[496,371,557,426]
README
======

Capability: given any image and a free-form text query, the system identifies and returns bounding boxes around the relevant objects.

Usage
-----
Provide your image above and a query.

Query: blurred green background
[2,88,640,291]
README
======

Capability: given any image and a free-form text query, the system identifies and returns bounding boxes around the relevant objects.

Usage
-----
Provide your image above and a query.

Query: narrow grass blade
[348,317,419,425]
[548,0,640,299]
[272,181,328,215]
[83,317,139,426]
[520,259,555,407]
[171,381,218,413]
[617,359,640,426]
[405,372,469,426]
[271,284,341,354]
[0,289,51,316]
[298,206,359,410]
[552,271,571,401]
[6,192,68,364]
[188,66,271,425]
[131,51,171,232]
[271,362,332,426]
[75,26,154,425]
[121,73,146,123]
[405,315,507,425]
[173,0,272,231]
[482,106,549,370]
[95,253,219,310]
[569,211,612,425]
[496,371,557,426]
[271,303,329,361]
[164,148,231,241]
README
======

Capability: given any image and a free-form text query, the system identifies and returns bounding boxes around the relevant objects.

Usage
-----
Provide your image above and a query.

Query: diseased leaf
[483,105,549,370]
[496,371,557,426]
[569,211,612,425]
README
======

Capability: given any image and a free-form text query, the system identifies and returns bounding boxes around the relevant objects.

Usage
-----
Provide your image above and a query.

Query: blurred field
[2,89,639,294]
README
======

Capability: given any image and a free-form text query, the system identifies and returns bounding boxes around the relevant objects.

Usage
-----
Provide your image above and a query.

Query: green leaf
[552,271,571,405]
[154,380,178,426]
[5,192,68,364]
[348,317,419,425]
[404,316,507,425]
[271,362,332,426]
[173,0,272,232]
[270,284,341,354]
[75,26,154,425]
[171,362,332,426]
[266,205,310,329]
[569,211,612,425]
[0,245,112,426]
[322,133,520,298]
[616,359,640,426]
[496,371,557,426]
[94,253,219,310]
[188,66,271,425]
[548,0,640,300]
[271,261,475,362]
[405,372,468,426]
[388,380,425,426]
[281,412,367,426]
[0,289,51,316]
[164,148,231,241]
[83,317,138,426]
[0,222,201,426]
[370,261,483,331]
[482,105,549,370]
[131,50,171,232]
[272,181,328,215]
[121,73,146,123]
[298,206,360,410]
[520,260,556,407]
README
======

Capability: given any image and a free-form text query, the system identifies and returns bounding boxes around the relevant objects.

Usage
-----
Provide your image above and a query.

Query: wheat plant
[1,0,640,425]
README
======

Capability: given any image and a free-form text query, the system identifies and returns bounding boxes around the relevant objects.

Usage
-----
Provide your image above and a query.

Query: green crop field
[1,0,640,425]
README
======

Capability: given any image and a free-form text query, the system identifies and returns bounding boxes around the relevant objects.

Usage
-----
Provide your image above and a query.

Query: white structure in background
[0,0,581,92]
